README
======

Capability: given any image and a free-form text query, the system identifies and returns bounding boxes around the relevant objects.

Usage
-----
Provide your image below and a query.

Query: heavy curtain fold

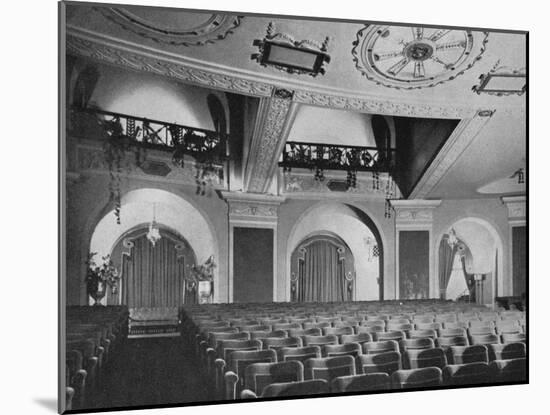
[120,234,185,308]
[438,239,457,299]
[297,240,346,302]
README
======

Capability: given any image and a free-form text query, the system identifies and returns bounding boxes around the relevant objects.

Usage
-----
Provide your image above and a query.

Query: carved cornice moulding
[501,195,526,220]
[409,110,495,199]
[64,28,510,119]
[391,199,442,225]
[66,29,274,97]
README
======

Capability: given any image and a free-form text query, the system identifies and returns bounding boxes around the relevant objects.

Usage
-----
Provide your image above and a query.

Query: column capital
[501,195,526,222]
[221,191,285,223]
[390,199,441,227]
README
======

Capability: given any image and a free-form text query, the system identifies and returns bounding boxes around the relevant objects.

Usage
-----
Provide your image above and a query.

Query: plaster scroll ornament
[352,25,489,90]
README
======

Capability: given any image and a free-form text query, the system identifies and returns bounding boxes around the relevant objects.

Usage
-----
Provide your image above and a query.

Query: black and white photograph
[58,0,529,413]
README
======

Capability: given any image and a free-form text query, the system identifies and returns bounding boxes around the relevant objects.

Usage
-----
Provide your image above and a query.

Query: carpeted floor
[88,336,211,411]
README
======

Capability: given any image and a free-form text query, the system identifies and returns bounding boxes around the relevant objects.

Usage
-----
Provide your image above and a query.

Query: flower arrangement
[189,255,216,282]
[85,253,121,305]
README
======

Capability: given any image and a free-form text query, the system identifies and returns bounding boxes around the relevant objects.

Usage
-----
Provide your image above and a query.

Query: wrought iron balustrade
[279,141,396,172]
[69,106,229,162]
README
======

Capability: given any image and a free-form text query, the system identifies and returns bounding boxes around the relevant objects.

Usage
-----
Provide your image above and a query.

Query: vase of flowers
[85,253,120,306]
[187,255,216,303]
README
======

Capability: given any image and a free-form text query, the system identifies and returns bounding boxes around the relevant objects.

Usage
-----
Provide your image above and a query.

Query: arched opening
[88,188,219,302]
[290,232,354,302]
[287,202,384,301]
[106,225,197,307]
[437,217,504,306]
[438,232,474,301]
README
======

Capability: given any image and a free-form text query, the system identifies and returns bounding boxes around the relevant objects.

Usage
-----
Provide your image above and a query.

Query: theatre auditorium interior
[61,2,527,412]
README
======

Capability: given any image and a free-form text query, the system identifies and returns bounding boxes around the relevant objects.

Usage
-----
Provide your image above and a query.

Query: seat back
[249,330,287,340]
[405,348,447,369]
[303,321,331,330]
[435,336,468,350]
[216,339,262,361]
[470,334,500,346]
[358,351,401,375]
[323,343,362,358]
[323,326,354,337]
[501,333,526,344]
[244,361,304,396]
[304,356,356,382]
[341,333,372,346]
[261,379,329,397]
[280,346,322,363]
[408,329,437,340]
[272,322,302,331]
[227,349,278,382]
[450,345,489,364]
[288,328,322,338]
[488,342,526,361]
[443,321,468,330]
[442,362,491,386]
[356,325,384,335]
[391,367,442,389]
[374,331,406,342]
[331,373,390,393]
[439,328,467,338]
[489,358,527,383]
[238,324,270,333]
[399,338,434,353]
[303,335,339,347]
[209,331,249,348]
[363,340,399,355]
[262,337,303,353]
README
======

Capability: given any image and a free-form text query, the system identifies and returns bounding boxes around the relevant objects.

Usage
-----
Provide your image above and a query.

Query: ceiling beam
[408,109,496,199]
[243,89,299,193]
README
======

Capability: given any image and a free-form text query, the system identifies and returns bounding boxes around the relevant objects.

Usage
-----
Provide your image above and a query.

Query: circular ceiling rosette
[98,7,242,46]
[352,25,489,90]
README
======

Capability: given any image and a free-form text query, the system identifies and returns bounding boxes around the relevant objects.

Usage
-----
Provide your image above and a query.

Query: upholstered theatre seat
[391,367,443,389]
[331,373,391,393]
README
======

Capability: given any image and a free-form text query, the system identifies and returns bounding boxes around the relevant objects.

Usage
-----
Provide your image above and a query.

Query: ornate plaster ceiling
[97,7,242,46]
[65,4,527,200]
[352,25,489,90]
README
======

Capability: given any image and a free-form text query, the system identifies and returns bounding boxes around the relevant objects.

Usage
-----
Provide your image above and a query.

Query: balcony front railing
[69,106,228,163]
[279,141,396,172]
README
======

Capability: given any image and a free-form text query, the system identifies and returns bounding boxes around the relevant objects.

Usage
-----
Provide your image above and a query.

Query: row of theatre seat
[65,306,129,410]
[179,300,527,401]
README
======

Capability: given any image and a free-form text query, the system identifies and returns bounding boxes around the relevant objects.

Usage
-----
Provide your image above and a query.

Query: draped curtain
[438,238,457,299]
[106,233,186,307]
[461,255,475,301]
[297,240,346,302]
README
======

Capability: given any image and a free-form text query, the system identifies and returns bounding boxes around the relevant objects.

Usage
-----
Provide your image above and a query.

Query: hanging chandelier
[147,203,161,247]
[447,228,458,249]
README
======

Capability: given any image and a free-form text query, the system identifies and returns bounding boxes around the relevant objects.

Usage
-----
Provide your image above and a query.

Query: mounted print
[59,1,528,413]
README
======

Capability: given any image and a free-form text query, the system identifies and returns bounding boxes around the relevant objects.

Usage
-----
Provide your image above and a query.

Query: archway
[287,202,385,301]
[89,188,219,302]
[106,225,198,307]
[290,232,355,302]
[436,217,505,306]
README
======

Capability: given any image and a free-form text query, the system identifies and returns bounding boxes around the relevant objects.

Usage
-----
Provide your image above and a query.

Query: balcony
[279,141,396,173]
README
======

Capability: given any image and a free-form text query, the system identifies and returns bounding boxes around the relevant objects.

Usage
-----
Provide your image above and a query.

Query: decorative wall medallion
[352,25,489,90]
[472,60,526,96]
[97,7,242,46]
[251,22,331,77]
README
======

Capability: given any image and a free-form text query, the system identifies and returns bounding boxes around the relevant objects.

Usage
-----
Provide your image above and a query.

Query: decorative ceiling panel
[96,7,242,46]
[352,25,489,90]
